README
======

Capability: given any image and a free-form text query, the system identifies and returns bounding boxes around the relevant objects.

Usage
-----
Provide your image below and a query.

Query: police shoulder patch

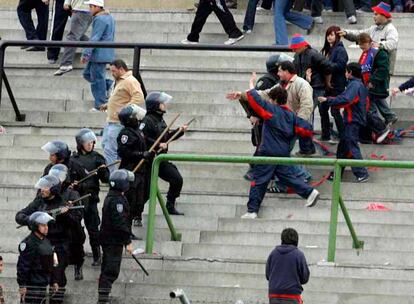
[121,135,129,144]
[139,123,145,130]
[256,80,263,88]
[116,203,124,213]
[19,242,26,252]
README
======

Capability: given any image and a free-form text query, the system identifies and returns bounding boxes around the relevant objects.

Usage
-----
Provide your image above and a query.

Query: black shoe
[167,201,184,216]
[386,116,398,126]
[74,265,83,281]
[295,150,316,157]
[327,171,334,181]
[376,127,390,144]
[130,233,142,240]
[133,218,143,227]
[26,46,45,51]
[307,20,315,35]
[356,175,369,183]
[243,169,254,181]
[91,246,101,267]
[20,45,29,50]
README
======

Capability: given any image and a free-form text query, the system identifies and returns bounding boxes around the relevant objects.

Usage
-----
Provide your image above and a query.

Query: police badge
[139,123,145,130]
[116,204,124,213]
[19,242,26,252]
[121,135,128,144]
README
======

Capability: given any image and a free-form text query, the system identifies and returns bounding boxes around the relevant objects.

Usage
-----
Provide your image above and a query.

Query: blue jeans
[83,62,113,109]
[243,0,260,31]
[102,123,123,173]
[274,0,313,45]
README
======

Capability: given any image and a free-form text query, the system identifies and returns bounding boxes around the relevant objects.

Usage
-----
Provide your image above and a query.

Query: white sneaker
[241,212,258,219]
[54,65,73,76]
[347,15,357,24]
[305,189,320,207]
[243,29,252,34]
[181,39,199,45]
[89,108,100,112]
[376,128,390,144]
[313,16,324,24]
[224,35,244,45]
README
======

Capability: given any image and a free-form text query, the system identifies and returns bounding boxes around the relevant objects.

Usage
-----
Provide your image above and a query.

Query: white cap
[85,0,104,7]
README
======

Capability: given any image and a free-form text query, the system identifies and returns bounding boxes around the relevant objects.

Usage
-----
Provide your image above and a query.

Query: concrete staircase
[1,7,414,304]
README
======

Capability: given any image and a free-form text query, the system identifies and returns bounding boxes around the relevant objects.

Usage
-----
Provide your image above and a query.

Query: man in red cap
[338,1,398,75]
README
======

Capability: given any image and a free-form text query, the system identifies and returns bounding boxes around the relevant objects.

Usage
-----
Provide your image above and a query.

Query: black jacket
[399,77,414,92]
[294,47,332,89]
[255,73,279,91]
[17,232,54,288]
[141,111,184,153]
[117,125,148,171]
[15,194,81,245]
[100,190,131,246]
[266,244,310,295]
[71,150,109,200]
[43,158,88,193]
[325,41,348,96]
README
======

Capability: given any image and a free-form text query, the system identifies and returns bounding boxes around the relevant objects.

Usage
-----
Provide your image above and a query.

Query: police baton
[75,161,121,185]
[156,118,196,153]
[133,113,180,173]
[132,248,149,276]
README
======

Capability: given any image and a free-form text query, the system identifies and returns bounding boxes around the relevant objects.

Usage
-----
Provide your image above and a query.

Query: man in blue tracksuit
[319,62,369,183]
[227,86,320,219]
[81,0,115,111]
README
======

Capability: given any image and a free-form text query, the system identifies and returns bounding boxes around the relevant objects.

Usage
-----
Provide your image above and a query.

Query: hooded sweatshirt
[265,244,310,295]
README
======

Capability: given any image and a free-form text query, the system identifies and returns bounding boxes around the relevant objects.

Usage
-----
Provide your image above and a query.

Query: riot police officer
[16,175,82,303]
[98,169,134,304]
[117,104,152,229]
[141,92,188,215]
[71,129,110,266]
[49,164,86,281]
[17,212,55,304]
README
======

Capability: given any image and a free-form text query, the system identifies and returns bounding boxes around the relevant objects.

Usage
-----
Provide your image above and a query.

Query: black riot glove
[142,151,155,161]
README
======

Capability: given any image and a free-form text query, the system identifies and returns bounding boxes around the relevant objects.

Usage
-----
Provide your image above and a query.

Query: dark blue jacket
[245,89,312,157]
[399,77,414,92]
[326,77,368,126]
[326,41,348,96]
[266,245,310,295]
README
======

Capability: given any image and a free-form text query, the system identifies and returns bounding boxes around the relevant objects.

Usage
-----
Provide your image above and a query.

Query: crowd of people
[5,0,414,304]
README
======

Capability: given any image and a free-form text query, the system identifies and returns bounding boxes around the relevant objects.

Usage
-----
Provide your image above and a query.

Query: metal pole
[0,44,4,107]
[132,47,147,98]
[2,71,25,121]
[157,189,181,241]
[327,162,342,262]
[145,157,161,254]
[338,195,364,250]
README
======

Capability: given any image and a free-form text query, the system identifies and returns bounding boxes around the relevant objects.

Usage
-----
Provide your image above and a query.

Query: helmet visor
[35,175,60,190]
[41,142,60,155]
[79,130,97,144]
[29,211,55,225]
[49,164,68,183]
[158,92,173,104]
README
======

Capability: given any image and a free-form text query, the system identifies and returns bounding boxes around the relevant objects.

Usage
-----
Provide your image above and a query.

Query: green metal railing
[145,154,414,262]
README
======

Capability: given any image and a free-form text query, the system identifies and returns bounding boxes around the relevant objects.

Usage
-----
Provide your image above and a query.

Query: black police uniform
[71,150,109,259]
[98,189,131,303]
[141,111,184,211]
[117,124,151,225]
[17,232,54,304]
[43,159,87,271]
[16,194,82,303]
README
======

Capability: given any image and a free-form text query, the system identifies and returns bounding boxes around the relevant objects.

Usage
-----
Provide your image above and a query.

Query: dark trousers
[47,0,70,60]
[98,245,123,303]
[84,196,101,248]
[319,103,345,139]
[125,172,150,221]
[270,298,301,304]
[337,123,368,178]
[17,0,49,41]
[50,243,69,304]
[22,286,47,304]
[159,161,183,203]
[360,95,388,141]
[68,220,86,267]
[311,0,356,16]
[247,163,313,213]
[187,0,243,42]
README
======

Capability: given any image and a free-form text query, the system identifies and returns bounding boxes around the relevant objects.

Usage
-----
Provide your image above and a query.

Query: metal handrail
[0,39,290,121]
[147,154,414,262]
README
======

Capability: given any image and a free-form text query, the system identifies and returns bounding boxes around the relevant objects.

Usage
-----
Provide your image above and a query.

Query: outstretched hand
[318,96,327,103]
[226,91,242,100]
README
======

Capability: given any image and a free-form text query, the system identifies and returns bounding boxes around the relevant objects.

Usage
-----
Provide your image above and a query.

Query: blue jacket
[326,41,348,96]
[245,89,313,157]
[399,77,414,92]
[266,245,310,295]
[82,10,115,63]
[326,77,367,126]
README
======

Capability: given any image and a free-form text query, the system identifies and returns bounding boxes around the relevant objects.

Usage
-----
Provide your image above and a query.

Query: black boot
[74,265,83,281]
[166,201,184,216]
[91,246,101,267]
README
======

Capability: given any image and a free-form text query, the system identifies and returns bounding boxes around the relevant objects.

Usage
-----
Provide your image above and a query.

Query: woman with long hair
[320,25,348,142]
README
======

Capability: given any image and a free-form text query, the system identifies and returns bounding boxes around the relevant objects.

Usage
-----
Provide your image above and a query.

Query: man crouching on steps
[226,86,319,219]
